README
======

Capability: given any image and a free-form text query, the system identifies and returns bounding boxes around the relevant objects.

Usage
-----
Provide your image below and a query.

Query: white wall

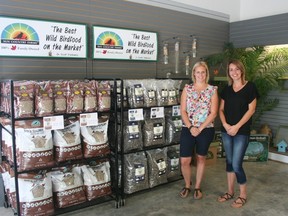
[126,0,230,21]
[170,0,240,21]
[240,0,288,21]
[130,0,288,22]
[171,0,288,22]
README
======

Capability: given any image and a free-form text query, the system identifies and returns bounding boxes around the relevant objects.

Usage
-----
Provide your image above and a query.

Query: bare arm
[219,98,230,131]
[180,86,191,128]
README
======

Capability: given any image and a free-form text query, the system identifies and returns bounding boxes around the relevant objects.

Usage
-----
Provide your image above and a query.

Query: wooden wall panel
[230,13,288,136]
[256,90,288,140]
[1,0,287,144]
[0,0,229,80]
[230,13,288,48]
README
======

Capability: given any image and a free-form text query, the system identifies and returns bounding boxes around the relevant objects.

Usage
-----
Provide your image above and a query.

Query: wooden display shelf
[268,147,288,164]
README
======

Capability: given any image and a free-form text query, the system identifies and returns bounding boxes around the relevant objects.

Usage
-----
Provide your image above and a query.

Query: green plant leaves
[204,43,288,128]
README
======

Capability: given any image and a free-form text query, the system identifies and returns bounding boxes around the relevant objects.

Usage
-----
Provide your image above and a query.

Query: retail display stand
[115,78,187,206]
[0,79,121,215]
[0,78,190,213]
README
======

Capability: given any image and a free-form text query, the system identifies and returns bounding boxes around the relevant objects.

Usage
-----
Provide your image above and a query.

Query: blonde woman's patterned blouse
[185,84,217,128]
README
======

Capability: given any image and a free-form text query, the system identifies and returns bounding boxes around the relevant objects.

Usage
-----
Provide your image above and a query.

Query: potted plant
[204,42,288,129]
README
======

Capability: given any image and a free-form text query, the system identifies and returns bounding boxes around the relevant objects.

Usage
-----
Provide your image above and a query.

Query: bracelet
[188,125,193,131]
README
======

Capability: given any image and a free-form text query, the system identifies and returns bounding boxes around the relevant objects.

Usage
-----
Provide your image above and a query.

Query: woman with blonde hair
[179,61,218,199]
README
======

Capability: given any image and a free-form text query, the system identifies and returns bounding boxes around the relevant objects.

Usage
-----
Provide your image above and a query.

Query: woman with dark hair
[217,59,259,208]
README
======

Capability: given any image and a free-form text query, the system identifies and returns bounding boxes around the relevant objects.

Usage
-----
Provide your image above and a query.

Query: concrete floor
[1,158,287,216]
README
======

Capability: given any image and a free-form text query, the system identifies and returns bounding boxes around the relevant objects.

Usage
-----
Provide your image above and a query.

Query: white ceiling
[128,0,288,22]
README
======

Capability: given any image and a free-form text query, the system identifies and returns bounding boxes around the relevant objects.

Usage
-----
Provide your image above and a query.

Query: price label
[128,109,144,121]
[150,107,164,119]
[172,105,181,116]
[43,115,64,130]
[80,112,98,127]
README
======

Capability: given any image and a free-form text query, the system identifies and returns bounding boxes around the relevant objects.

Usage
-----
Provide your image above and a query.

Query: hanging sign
[93,26,158,61]
[0,16,87,58]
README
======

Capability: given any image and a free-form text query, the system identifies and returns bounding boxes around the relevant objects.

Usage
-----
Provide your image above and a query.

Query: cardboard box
[192,141,218,166]
[244,134,269,162]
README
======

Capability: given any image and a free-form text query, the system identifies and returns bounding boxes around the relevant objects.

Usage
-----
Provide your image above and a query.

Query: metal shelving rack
[0,79,121,215]
[116,78,188,206]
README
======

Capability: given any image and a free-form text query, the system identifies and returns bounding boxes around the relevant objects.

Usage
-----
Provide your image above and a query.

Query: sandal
[193,188,203,200]
[180,187,191,198]
[231,197,247,208]
[217,193,234,202]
